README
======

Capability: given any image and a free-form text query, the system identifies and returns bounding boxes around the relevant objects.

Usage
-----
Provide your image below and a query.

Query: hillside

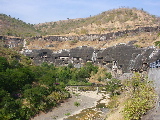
[1,7,160,50]
[1,8,159,38]
[0,47,32,66]
[27,29,160,51]
[34,8,160,36]
[0,14,41,37]
[0,7,159,120]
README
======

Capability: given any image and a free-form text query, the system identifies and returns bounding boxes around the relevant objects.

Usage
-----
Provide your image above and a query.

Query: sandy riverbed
[32,91,109,120]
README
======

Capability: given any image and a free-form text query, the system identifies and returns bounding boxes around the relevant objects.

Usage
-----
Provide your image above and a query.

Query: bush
[65,113,71,116]
[154,41,160,48]
[105,72,112,79]
[0,57,100,119]
[74,102,80,107]
[0,57,9,72]
[23,86,50,108]
[105,78,122,96]
[107,95,119,109]
[98,76,102,82]
[123,73,156,120]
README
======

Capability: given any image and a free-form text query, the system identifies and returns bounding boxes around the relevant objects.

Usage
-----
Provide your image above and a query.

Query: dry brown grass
[34,8,159,36]
[89,67,109,84]
[103,32,159,48]
[106,106,124,120]
[27,39,106,50]
[27,32,160,51]
[105,92,130,120]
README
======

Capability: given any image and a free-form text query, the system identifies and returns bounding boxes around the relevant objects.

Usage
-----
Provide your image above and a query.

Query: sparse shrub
[75,93,80,97]
[105,72,112,79]
[98,76,102,82]
[65,113,71,116]
[80,28,88,34]
[68,63,74,68]
[70,40,78,45]
[105,78,122,96]
[74,101,80,107]
[134,44,141,48]
[154,41,160,48]
[107,95,119,110]
[123,73,156,120]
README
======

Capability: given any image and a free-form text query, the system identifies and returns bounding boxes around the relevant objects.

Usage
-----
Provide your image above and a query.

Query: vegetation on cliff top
[1,7,159,38]
[34,7,159,35]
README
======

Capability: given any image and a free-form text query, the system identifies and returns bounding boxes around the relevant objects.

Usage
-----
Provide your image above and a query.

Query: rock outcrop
[23,44,160,74]
[30,26,160,42]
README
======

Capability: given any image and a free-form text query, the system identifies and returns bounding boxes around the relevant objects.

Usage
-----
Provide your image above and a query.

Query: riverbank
[32,91,109,120]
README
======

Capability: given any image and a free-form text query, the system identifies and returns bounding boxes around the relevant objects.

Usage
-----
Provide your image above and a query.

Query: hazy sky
[0,0,160,24]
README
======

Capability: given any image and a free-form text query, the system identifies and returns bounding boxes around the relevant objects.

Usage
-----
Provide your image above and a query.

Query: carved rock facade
[23,44,160,74]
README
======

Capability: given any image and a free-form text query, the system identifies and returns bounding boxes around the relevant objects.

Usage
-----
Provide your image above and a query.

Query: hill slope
[0,14,41,37]
[34,8,160,35]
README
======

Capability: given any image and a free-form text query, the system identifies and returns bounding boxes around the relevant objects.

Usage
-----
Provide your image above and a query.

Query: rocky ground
[32,91,109,120]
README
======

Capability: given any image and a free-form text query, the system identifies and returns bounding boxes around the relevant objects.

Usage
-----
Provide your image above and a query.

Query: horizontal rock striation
[30,26,160,42]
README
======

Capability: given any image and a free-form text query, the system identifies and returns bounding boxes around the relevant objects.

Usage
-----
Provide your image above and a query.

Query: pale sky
[0,0,160,24]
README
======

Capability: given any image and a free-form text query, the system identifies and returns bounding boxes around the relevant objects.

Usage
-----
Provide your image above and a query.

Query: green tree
[56,67,71,83]
[0,90,21,120]
[2,68,35,92]
[24,86,49,108]
[106,78,122,96]
[10,59,23,69]
[68,63,74,68]
[0,57,9,72]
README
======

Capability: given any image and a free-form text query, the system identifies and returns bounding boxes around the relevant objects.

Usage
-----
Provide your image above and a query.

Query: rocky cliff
[23,43,160,74]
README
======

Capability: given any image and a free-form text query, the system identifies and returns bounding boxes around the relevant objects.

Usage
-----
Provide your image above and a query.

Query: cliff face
[0,36,24,48]
[1,7,160,74]
[30,26,160,42]
[26,25,160,53]
[2,26,160,74]
[2,26,160,51]
[23,44,160,74]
